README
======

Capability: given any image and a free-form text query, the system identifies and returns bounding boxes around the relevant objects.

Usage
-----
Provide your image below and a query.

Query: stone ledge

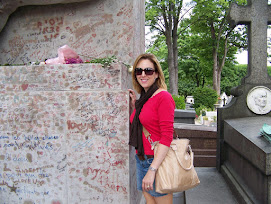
[0,63,127,91]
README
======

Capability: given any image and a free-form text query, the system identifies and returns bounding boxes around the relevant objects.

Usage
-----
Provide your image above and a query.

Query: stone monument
[0,0,145,203]
[0,0,145,66]
[217,0,271,203]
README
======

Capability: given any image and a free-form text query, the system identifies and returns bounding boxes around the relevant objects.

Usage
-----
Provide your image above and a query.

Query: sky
[236,28,271,65]
[235,51,248,64]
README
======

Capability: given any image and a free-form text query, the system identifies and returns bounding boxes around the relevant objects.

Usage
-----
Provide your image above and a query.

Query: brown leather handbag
[143,127,200,193]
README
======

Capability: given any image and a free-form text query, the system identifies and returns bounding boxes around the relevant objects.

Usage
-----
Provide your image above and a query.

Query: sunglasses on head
[135,67,156,76]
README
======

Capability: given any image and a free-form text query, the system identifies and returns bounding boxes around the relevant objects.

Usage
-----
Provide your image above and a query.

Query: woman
[129,53,175,204]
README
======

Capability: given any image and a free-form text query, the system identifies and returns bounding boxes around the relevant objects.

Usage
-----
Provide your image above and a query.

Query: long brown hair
[132,53,167,93]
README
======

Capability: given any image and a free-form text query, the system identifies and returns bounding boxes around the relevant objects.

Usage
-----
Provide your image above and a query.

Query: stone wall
[0,63,137,203]
[0,0,145,66]
[0,1,145,202]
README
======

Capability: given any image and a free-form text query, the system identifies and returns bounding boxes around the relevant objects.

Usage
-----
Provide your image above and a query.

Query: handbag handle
[172,144,194,171]
[143,126,194,171]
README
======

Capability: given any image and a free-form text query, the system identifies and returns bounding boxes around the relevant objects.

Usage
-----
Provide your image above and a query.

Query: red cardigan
[130,91,175,155]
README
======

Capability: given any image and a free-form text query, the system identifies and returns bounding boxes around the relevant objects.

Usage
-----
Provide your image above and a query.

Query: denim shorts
[135,154,167,197]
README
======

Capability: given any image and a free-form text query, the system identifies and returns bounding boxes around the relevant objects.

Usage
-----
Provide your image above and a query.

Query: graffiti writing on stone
[0,63,129,203]
[0,64,121,92]
[0,1,135,65]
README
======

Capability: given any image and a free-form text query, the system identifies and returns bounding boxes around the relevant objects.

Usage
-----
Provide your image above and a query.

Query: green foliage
[178,79,196,98]
[146,0,248,96]
[85,55,130,68]
[195,104,207,117]
[220,64,247,95]
[189,0,247,94]
[193,87,218,109]
[146,0,191,94]
[145,0,185,33]
[268,66,271,76]
[172,95,186,109]
[86,56,118,67]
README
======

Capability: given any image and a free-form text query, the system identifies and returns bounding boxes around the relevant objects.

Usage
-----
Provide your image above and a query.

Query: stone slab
[224,117,271,175]
[0,90,130,203]
[0,63,126,91]
[0,62,134,203]
[221,163,256,204]
[174,109,196,124]
[224,146,270,204]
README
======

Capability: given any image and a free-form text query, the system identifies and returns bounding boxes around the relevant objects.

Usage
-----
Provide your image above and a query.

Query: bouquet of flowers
[45,45,83,65]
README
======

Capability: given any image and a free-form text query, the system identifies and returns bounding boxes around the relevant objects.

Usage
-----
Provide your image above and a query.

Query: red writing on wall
[37,17,63,41]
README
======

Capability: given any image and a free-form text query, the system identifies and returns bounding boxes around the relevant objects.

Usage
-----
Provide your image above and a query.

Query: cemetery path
[185,167,238,204]
[140,167,238,204]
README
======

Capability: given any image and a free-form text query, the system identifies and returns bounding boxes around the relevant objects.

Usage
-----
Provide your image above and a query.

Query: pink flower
[65,57,83,64]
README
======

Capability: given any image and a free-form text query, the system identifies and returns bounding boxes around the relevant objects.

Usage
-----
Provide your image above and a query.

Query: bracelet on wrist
[149,166,157,172]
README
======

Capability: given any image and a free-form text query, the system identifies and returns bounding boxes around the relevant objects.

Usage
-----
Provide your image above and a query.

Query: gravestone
[218,0,271,203]
[0,0,145,66]
[174,109,196,124]
[0,0,145,203]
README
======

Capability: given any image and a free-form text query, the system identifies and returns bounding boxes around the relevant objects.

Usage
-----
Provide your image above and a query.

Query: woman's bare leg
[143,191,156,204]
[153,193,173,204]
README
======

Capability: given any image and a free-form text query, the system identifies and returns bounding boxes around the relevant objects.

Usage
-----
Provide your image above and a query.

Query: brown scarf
[129,81,159,156]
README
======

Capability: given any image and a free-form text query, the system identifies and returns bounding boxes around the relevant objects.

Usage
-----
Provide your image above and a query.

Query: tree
[190,0,247,95]
[178,21,213,89]
[220,64,247,95]
[146,0,194,95]
[148,18,212,97]
[193,87,218,109]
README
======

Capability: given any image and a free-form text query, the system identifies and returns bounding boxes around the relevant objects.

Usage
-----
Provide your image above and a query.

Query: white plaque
[247,86,271,115]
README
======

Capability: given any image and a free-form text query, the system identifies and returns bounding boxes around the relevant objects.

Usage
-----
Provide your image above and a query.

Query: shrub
[172,95,186,109]
[195,104,207,116]
[193,87,218,109]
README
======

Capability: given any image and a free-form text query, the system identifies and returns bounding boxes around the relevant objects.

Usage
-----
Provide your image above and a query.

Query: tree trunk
[161,2,180,95]
[211,22,220,96]
[166,40,178,95]
[172,16,179,95]
[166,35,177,95]
[212,47,220,96]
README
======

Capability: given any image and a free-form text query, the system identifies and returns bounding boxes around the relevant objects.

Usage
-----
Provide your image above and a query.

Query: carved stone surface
[223,117,271,204]
[0,63,123,91]
[246,86,271,115]
[218,1,271,203]
[0,64,132,203]
[228,0,271,84]
[0,0,144,65]
[224,117,271,175]
[0,0,91,33]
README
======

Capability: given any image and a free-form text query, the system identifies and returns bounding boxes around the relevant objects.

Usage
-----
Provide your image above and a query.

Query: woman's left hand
[128,89,136,111]
[142,144,170,192]
[142,170,155,191]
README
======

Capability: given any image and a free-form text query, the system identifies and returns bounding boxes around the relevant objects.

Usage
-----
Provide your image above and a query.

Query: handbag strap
[143,126,179,140]
[143,126,194,171]
[142,126,154,146]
